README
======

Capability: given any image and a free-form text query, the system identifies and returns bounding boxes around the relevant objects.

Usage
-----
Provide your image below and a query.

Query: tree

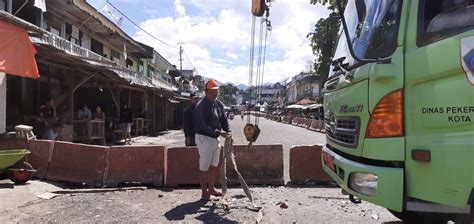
[219,83,239,106]
[308,0,348,88]
[310,0,347,11]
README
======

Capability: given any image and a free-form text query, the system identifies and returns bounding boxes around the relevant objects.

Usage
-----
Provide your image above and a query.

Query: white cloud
[226,51,238,60]
[133,0,330,84]
[174,0,186,17]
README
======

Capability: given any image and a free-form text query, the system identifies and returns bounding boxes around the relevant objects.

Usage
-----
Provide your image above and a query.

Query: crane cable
[245,1,271,144]
[247,15,257,124]
[255,17,271,126]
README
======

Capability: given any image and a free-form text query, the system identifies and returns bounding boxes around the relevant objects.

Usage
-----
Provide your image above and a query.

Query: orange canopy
[0,20,39,79]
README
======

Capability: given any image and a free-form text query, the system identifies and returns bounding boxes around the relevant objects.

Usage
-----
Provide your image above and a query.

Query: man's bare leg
[199,171,210,200]
[208,166,222,196]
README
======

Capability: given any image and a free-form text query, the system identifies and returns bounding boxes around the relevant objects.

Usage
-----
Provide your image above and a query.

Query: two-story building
[286,72,321,104]
[0,0,181,142]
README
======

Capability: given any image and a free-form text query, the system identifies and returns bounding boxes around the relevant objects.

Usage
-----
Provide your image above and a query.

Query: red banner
[0,20,39,79]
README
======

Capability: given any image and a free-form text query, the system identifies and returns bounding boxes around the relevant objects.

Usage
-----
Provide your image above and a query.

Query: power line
[106,0,179,49]
[183,50,194,69]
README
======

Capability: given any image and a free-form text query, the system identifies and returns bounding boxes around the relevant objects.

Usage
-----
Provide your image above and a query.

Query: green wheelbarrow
[0,149,36,184]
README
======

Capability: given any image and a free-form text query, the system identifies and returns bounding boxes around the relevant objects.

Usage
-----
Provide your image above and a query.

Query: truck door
[404,0,474,208]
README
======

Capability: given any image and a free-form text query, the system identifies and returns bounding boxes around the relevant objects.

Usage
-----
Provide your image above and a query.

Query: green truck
[321,0,474,222]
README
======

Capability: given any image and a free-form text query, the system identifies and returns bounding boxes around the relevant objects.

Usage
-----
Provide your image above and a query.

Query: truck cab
[322,0,474,221]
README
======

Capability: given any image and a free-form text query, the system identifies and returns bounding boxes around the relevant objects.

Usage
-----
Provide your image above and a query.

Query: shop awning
[287,104,305,109]
[0,21,39,79]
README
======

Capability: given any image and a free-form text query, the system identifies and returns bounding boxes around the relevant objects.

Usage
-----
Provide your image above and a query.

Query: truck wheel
[388,209,453,224]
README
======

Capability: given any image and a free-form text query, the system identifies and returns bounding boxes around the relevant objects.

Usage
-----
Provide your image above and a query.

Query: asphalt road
[0,181,400,223]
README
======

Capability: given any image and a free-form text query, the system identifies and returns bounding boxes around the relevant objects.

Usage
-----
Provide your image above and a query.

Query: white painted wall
[0,72,6,133]
[81,33,91,50]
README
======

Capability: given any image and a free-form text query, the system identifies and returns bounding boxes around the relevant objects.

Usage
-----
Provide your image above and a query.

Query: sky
[86,0,330,85]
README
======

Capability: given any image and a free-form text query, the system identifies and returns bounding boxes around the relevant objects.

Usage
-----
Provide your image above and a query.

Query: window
[110,49,120,63]
[138,60,144,73]
[148,65,154,78]
[90,38,104,56]
[65,23,72,41]
[126,59,133,69]
[418,0,474,46]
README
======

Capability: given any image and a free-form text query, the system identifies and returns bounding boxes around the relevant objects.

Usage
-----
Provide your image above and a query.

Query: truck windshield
[330,0,403,78]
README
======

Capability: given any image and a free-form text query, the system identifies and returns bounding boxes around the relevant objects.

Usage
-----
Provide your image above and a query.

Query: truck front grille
[325,117,360,148]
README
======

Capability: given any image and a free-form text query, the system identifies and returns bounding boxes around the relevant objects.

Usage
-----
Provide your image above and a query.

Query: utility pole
[179,46,183,72]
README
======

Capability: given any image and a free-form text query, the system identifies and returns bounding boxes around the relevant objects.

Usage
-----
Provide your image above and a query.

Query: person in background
[120,104,133,144]
[42,122,62,140]
[94,106,106,120]
[194,79,231,201]
[78,104,91,120]
[183,93,199,146]
[39,99,57,127]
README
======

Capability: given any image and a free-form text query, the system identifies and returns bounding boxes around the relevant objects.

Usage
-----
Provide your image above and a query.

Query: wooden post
[144,92,148,115]
[117,88,122,122]
[70,72,97,123]
[153,93,156,133]
[128,89,131,107]
[164,98,167,130]
[106,81,119,109]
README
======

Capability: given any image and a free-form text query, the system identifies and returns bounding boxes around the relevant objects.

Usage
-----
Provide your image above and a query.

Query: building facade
[286,72,321,104]
[0,0,183,139]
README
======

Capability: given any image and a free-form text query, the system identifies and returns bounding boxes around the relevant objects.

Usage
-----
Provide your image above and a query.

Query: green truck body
[322,0,474,216]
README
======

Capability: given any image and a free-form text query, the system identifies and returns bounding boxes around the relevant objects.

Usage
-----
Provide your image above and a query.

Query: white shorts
[195,133,221,171]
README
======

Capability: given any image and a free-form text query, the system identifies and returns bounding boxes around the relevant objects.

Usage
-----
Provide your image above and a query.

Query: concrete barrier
[0,139,28,151]
[291,117,300,125]
[309,120,320,130]
[45,141,107,187]
[297,118,310,128]
[303,119,312,128]
[228,144,284,185]
[317,120,325,132]
[296,118,305,127]
[106,145,166,187]
[27,140,54,179]
[165,147,221,187]
[289,145,331,183]
[0,140,49,178]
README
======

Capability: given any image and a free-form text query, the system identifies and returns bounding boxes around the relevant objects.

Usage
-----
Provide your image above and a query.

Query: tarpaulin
[0,20,39,79]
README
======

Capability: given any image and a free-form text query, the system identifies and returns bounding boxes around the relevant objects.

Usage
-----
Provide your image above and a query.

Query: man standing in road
[194,79,231,200]
[183,93,199,146]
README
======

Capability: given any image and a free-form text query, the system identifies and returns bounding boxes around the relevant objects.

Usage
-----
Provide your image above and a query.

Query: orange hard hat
[205,79,219,90]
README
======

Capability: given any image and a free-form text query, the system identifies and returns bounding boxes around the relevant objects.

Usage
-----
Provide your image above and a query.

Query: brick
[289,145,331,183]
[46,141,107,187]
[228,144,284,185]
[106,145,166,187]
[165,147,221,187]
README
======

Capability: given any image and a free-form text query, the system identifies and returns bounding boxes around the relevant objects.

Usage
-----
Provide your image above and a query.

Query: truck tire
[388,209,453,224]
